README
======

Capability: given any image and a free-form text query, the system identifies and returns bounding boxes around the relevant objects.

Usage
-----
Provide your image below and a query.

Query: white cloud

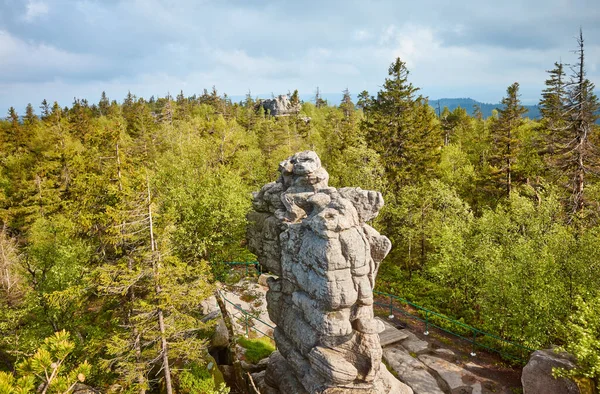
[0,0,598,112]
[353,29,372,42]
[0,30,104,81]
[22,0,49,22]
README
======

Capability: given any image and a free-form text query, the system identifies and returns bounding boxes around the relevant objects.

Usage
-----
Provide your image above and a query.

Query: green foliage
[1,45,599,388]
[237,336,276,364]
[177,361,230,394]
[1,331,90,394]
[556,295,600,382]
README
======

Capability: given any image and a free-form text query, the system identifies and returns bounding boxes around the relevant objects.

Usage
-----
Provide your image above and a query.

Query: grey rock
[251,370,281,394]
[375,363,414,394]
[383,347,444,394]
[247,151,409,393]
[258,95,301,116]
[419,354,495,394]
[522,349,581,394]
[200,296,219,316]
[399,330,430,354]
[211,318,229,348]
[258,273,277,287]
[433,348,457,360]
[378,317,410,347]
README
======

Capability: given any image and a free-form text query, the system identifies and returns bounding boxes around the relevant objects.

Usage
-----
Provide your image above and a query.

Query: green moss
[237,336,276,364]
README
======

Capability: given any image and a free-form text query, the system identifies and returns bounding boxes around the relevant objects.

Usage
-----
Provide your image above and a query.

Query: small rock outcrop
[258,95,301,116]
[522,349,582,394]
[247,151,411,393]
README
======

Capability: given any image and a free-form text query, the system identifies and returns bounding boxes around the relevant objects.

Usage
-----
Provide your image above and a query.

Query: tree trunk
[506,128,512,198]
[147,177,173,394]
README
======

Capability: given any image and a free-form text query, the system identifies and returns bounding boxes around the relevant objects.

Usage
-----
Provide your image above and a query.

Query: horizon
[1,0,599,115]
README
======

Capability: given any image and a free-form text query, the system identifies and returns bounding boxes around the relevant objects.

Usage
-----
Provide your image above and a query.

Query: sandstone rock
[247,151,408,393]
[383,347,444,394]
[259,273,277,287]
[259,95,301,116]
[419,354,497,394]
[399,330,430,355]
[200,296,219,316]
[378,318,410,347]
[211,317,230,348]
[433,347,457,361]
[522,349,581,394]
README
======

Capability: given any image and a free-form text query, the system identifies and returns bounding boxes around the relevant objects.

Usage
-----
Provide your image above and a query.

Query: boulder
[258,95,301,116]
[522,349,581,394]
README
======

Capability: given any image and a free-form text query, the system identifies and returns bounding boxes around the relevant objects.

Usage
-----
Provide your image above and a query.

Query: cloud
[22,0,48,22]
[0,0,598,112]
[0,30,107,83]
[353,29,372,42]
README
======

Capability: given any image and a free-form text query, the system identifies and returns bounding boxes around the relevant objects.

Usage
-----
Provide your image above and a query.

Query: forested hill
[232,94,543,119]
[429,97,541,119]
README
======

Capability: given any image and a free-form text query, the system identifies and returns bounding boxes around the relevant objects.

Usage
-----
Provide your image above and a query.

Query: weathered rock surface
[220,279,274,339]
[258,95,301,116]
[200,295,230,348]
[247,151,410,393]
[522,349,581,394]
[419,354,484,394]
[378,317,409,347]
[383,348,445,394]
[398,330,429,355]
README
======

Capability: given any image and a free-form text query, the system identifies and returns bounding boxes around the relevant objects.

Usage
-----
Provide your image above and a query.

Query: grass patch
[237,336,276,364]
[240,291,259,303]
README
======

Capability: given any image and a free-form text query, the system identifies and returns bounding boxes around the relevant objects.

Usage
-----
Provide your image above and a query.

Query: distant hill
[429,98,541,119]
[232,92,600,122]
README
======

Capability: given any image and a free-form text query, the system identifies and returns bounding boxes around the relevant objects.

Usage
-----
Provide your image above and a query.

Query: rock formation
[247,151,411,394]
[258,95,301,116]
[522,350,586,394]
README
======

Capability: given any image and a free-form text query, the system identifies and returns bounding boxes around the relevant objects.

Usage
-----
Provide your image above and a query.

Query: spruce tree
[540,61,568,136]
[489,82,527,198]
[563,29,600,216]
[363,58,441,188]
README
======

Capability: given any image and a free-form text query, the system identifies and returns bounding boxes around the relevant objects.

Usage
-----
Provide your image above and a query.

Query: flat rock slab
[433,347,457,360]
[398,329,430,354]
[419,354,506,394]
[221,281,274,338]
[383,347,444,394]
[377,317,410,347]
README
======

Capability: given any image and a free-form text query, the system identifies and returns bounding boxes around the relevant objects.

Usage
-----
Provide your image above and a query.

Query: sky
[1,0,599,114]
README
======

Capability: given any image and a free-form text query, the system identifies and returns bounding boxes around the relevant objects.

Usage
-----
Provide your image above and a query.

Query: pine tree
[363,58,441,188]
[540,61,568,136]
[489,82,527,198]
[290,89,300,108]
[99,91,110,116]
[314,87,327,108]
[39,100,51,120]
[340,88,354,119]
[24,104,38,126]
[562,29,600,216]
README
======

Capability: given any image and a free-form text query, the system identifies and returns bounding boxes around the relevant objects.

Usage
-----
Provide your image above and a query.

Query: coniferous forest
[1,32,599,392]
